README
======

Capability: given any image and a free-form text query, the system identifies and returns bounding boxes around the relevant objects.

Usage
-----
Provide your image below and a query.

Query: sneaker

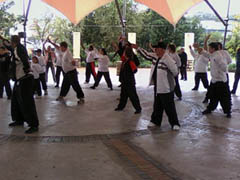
[44,90,48,95]
[202,109,211,115]
[173,125,180,131]
[56,96,64,101]
[90,86,95,89]
[25,127,38,134]
[9,122,24,127]
[147,122,158,128]
[226,113,231,118]
[231,91,235,95]
[202,98,208,104]
[134,110,141,114]
[78,98,85,104]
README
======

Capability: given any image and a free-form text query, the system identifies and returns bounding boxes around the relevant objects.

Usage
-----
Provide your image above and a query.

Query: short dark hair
[89,45,94,51]
[35,49,42,53]
[217,42,223,50]
[168,44,176,53]
[11,35,20,44]
[209,42,219,51]
[101,48,107,55]
[125,47,134,59]
[152,42,167,50]
[60,41,68,48]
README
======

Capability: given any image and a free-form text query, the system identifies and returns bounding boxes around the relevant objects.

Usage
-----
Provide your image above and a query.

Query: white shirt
[96,54,110,72]
[85,49,96,63]
[14,48,26,80]
[37,55,46,74]
[138,48,178,93]
[202,50,227,83]
[168,52,181,68]
[55,48,63,67]
[190,49,209,73]
[31,63,42,79]
[62,49,76,73]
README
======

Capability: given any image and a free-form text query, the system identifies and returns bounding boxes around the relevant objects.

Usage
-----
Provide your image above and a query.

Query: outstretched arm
[204,34,211,51]
[48,37,60,50]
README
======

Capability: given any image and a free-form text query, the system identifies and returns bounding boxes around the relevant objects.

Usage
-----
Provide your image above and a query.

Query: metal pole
[204,0,226,26]
[114,0,125,36]
[23,0,32,47]
[223,0,231,48]
[122,0,126,36]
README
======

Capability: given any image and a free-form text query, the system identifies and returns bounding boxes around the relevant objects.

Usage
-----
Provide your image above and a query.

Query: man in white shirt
[190,45,209,91]
[196,42,231,118]
[135,42,180,130]
[56,42,85,104]
[0,35,39,134]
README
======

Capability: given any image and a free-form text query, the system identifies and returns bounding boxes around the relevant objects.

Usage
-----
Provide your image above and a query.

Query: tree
[0,1,22,38]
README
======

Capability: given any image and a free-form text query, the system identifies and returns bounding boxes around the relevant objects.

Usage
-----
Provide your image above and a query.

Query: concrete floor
[0,68,240,180]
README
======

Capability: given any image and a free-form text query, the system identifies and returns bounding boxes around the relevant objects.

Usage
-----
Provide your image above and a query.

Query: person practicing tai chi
[90,48,113,90]
[190,45,209,91]
[81,42,97,84]
[56,42,85,104]
[35,49,48,95]
[134,41,180,130]
[0,35,39,134]
[194,42,231,118]
[114,47,142,114]
[47,38,65,88]
[0,46,12,99]
[31,56,43,98]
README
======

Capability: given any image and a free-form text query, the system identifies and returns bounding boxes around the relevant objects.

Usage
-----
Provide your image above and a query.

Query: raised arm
[48,38,60,50]
[132,44,157,61]
[80,41,85,50]
[204,34,211,51]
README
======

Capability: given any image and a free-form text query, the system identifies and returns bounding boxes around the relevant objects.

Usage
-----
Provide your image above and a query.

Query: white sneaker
[173,125,180,131]
[147,122,157,128]
[78,98,85,104]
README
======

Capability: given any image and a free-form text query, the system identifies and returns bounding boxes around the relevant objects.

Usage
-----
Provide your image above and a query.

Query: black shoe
[55,85,59,88]
[202,109,211,115]
[231,91,235,95]
[178,97,182,101]
[0,96,3,99]
[192,88,198,91]
[90,86,95,89]
[226,113,231,118]
[202,98,208,104]
[115,108,123,111]
[9,122,24,127]
[25,127,38,134]
[118,84,122,87]
[110,87,113,90]
[7,96,11,100]
[134,110,141,114]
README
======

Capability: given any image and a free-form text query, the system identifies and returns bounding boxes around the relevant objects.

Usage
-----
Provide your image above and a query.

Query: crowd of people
[0,33,239,134]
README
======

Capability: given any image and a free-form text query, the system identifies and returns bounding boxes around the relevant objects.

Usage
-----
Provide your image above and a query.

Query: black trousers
[151,91,180,127]
[39,73,47,90]
[117,83,141,111]
[193,72,209,89]
[34,78,42,96]
[11,75,39,127]
[0,74,12,98]
[85,62,96,83]
[207,82,231,114]
[180,67,187,80]
[45,62,56,82]
[94,71,112,88]
[60,69,84,99]
[174,76,182,98]
[231,72,240,93]
[56,66,65,86]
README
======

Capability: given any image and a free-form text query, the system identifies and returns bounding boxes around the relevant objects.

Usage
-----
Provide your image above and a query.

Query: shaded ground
[0,68,240,180]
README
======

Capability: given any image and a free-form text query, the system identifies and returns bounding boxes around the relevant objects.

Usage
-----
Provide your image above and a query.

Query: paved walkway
[0,68,240,180]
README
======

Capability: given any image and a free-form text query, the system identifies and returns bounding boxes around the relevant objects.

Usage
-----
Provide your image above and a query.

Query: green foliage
[228,63,236,72]
[0,1,22,38]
